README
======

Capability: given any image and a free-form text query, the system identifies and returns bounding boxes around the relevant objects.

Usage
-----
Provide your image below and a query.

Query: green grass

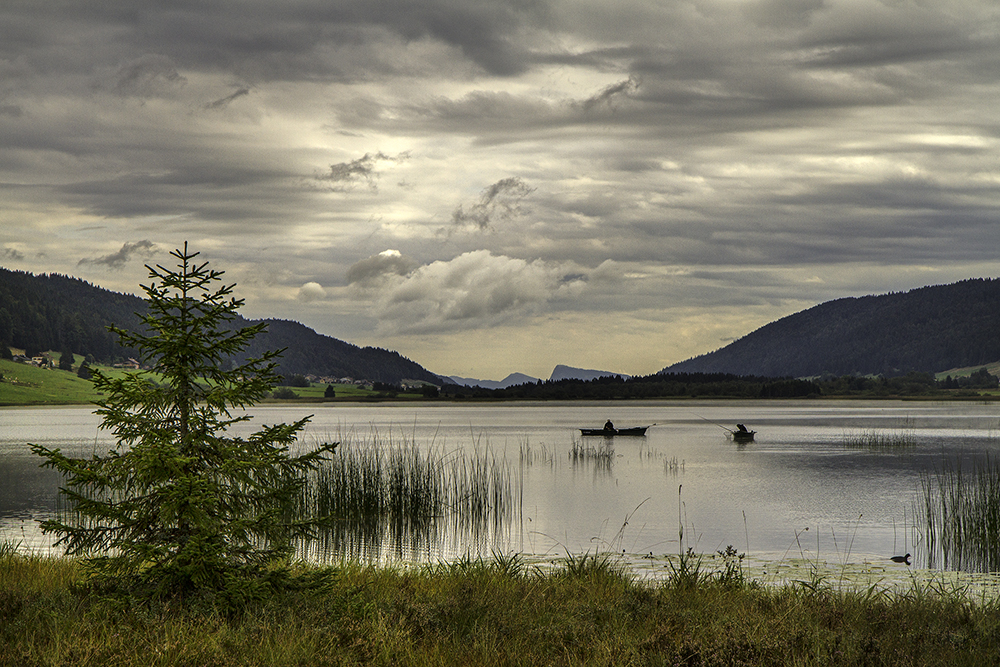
[0,358,105,405]
[5,547,1000,666]
[0,356,404,406]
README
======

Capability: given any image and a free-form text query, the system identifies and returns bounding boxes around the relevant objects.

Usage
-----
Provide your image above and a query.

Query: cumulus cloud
[319,151,410,192]
[368,250,575,334]
[78,241,157,269]
[297,281,327,301]
[346,249,420,288]
[452,177,536,231]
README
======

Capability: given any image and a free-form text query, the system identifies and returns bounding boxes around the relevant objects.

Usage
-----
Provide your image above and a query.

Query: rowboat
[731,428,755,443]
[580,426,648,437]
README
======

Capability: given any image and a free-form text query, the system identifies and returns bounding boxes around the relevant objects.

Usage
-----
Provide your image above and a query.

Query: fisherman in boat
[736,423,749,433]
[604,419,615,432]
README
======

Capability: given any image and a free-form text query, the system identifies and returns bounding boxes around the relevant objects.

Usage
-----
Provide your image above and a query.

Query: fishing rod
[693,413,736,434]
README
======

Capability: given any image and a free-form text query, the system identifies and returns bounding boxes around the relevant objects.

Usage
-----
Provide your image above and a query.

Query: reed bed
[569,438,615,462]
[842,427,916,451]
[921,455,1000,572]
[297,433,517,562]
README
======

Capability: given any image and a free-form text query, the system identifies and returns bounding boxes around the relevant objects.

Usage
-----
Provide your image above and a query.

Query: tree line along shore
[3,352,999,407]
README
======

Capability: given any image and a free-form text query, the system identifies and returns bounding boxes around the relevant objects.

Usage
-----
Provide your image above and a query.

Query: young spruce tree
[32,244,336,600]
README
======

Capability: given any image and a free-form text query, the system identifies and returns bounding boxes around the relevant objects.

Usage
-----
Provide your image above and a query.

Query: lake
[4,400,1000,581]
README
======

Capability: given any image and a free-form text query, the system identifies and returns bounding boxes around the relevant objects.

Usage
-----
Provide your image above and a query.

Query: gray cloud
[206,87,250,110]
[346,249,420,288]
[452,177,536,231]
[580,77,639,112]
[319,151,410,192]
[2,0,1000,378]
[78,241,157,269]
[100,54,186,98]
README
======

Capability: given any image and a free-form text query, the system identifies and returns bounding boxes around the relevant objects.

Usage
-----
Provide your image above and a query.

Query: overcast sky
[3,0,999,381]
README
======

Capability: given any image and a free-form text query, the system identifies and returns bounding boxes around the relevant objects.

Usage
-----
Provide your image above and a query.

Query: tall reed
[921,455,1000,572]
[843,422,916,451]
[297,432,518,562]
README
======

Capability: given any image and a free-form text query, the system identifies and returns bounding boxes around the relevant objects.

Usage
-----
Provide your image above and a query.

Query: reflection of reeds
[665,457,684,476]
[297,434,517,562]
[921,456,1000,572]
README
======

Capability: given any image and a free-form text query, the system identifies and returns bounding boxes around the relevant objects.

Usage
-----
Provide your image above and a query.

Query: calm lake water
[4,400,1000,579]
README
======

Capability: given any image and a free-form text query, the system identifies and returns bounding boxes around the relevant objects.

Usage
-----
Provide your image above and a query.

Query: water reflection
[6,401,1000,575]
[296,435,520,563]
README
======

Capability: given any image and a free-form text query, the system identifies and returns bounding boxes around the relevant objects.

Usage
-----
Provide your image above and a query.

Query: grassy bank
[0,357,390,406]
[0,358,104,406]
[4,549,1000,666]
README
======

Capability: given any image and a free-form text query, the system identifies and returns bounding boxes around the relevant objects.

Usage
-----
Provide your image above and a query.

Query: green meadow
[0,356,397,406]
[0,357,105,406]
[5,545,1000,666]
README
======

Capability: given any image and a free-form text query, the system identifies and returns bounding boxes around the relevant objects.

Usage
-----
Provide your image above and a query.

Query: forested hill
[0,267,442,385]
[662,278,1000,378]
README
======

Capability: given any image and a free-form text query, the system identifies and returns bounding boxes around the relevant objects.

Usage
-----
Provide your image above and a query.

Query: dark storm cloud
[0,0,545,81]
[78,241,157,269]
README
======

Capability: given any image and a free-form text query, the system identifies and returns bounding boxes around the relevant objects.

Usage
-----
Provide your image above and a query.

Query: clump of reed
[842,425,916,451]
[921,455,1000,572]
[569,438,614,463]
[665,456,684,476]
[297,433,517,562]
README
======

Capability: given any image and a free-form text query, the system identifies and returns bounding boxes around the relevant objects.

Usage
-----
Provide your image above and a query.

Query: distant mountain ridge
[662,278,1000,378]
[0,266,442,385]
[549,364,630,382]
[449,365,628,389]
[447,373,540,390]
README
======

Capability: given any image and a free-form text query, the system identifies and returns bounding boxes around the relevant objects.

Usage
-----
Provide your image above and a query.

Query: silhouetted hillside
[0,267,442,385]
[662,278,1000,378]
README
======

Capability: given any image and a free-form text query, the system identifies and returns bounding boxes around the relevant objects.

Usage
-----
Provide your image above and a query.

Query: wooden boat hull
[732,431,755,442]
[580,427,648,437]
